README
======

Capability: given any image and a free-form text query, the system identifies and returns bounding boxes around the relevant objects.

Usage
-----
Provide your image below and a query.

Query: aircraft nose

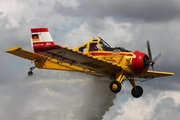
[132,51,150,74]
[143,54,150,70]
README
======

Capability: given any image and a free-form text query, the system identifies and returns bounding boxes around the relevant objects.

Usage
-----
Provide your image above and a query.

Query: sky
[0,0,180,120]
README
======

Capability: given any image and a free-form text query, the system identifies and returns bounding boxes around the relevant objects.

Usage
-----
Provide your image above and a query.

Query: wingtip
[160,51,163,55]
[5,46,22,53]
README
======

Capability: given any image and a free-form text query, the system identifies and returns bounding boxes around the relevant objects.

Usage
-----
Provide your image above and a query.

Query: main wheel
[110,81,122,93]
[131,86,143,98]
[28,71,33,76]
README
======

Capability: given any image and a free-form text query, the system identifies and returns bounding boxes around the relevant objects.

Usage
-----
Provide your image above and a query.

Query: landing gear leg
[109,71,125,93]
[28,67,35,76]
[128,77,143,98]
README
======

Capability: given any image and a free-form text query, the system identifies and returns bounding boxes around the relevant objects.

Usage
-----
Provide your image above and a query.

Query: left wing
[36,45,122,74]
[6,45,122,75]
[134,70,174,78]
[5,46,47,61]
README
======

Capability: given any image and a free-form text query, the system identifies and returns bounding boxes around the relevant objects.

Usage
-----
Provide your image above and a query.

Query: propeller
[146,40,162,85]
[153,52,162,62]
[146,40,162,70]
[146,40,154,69]
[147,40,152,61]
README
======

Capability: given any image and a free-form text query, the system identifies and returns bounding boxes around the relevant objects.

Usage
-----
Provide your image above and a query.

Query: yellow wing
[37,46,122,74]
[5,46,47,61]
[5,46,122,75]
[134,70,174,78]
[6,46,174,78]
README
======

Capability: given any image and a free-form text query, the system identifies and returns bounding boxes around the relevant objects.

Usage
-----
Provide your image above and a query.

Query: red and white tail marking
[31,28,55,52]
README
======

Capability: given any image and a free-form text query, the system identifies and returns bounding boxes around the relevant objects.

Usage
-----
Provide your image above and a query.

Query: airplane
[6,28,174,98]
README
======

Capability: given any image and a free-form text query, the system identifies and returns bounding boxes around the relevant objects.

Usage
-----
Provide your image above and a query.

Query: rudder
[31,28,55,52]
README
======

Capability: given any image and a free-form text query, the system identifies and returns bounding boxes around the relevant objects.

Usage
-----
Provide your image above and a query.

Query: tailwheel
[110,81,122,93]
[28,71,33,76]
[131,86,143,98]
[28,67,35,76]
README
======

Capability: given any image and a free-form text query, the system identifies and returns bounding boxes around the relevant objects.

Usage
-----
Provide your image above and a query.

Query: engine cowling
[132,50,150,74]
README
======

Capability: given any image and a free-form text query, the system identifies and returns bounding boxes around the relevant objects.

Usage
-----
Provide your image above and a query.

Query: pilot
[90,43,98,51]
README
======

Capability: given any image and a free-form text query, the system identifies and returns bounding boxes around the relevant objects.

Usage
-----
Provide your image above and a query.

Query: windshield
[100,40,111,48]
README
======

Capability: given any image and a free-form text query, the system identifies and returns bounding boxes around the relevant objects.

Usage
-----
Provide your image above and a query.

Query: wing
[5,46,47,61]
[6,46,122,75]
[5,46,90,73]
[134,70,174,78]
[35,45,122,74]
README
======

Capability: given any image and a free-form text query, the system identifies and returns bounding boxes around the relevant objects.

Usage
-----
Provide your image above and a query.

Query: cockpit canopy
[74,37,131,53]
[100,39,111,49]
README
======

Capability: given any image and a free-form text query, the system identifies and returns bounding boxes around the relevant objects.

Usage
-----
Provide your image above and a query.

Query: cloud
[151,97,180,120]
[0,0,180,120]
[55,0,180,22]
[103,91,180,120]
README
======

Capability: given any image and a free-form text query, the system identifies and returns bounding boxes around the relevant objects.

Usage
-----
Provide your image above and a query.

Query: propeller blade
[147,40,152,60]
[153,52,162,62]
[146,40,159,85]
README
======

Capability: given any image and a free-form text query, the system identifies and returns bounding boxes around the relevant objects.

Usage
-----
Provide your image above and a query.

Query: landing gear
[28,67,35,76]
[109,71,124,93]
[131,86,143,98]
[109,73,144,98]
[28,71,33,76]
[109,81,122,93]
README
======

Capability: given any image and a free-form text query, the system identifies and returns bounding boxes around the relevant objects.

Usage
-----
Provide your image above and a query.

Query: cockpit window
[89,43,99,51]
[79,45,87,52]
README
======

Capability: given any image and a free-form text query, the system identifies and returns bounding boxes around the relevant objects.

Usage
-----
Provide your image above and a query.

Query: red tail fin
[31,28,55,52]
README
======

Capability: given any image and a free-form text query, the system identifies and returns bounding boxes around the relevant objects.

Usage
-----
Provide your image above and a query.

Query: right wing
[134,70,174,79]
